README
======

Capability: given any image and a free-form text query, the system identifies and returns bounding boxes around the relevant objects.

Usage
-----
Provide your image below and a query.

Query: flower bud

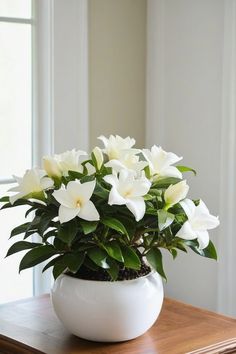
[164,180,189,208]
[43,156,62,178]
[92,146,104,170]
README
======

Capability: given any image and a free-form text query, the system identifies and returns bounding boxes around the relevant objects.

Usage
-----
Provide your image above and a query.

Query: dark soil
[68,262,151,281]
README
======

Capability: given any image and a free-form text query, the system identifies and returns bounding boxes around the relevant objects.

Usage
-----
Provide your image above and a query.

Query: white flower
[8,168,53,204]
[176,199,220,249]
[43,156,62,178]
[164,180,189,208]
[98,135,136,160]
[104,169,151,221]
[92,146,104,170]
[142,145,182,180]
[43,149,87,178]
[53,180,99,223]
[58,149,87,175]
[105,150,148,175]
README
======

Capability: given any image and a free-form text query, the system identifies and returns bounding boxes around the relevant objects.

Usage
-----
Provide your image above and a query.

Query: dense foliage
[0,135,219,281]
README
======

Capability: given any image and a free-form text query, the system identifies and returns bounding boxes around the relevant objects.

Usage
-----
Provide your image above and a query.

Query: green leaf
[169,248,178,259]
[190,240,217,260]
[80,221,98,235]
[68,170,84,180]
[153,177,181,188]
[63,252,85,273]
[25,206,37,218]
[87,247,110,269]
[43,229,57,242]
[157,210,174,231]
[57,220,77,246]
[101,217,129,237]
[38,213,55,236]
[0,196,9,202]
[54,238,67,251]
[53,262,67,279]
[121,246,141,270]
[84,256,99,271]
[176,165,196,176]
[93,182,109,199]
[106,258,119,281]
[42,256,63,272]
[6,241,42,257]
[10,222,31,237]
[146,248,166,280]
[104,241,124,262]
[19,245,57,272]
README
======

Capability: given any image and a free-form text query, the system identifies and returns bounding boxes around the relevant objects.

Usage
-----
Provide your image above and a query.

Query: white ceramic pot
[51,271,163,342]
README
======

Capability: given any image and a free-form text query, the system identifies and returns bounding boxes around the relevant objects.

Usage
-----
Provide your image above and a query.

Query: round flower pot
[51,271,163,342]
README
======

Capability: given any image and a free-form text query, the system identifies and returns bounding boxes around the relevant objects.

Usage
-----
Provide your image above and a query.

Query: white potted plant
[0,135,219,342]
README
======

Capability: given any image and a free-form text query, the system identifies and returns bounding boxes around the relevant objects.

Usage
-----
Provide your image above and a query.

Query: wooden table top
[0,294,236,354]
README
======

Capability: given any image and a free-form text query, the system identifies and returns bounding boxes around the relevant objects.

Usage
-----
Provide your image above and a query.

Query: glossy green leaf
[63,252,85,273]
[106,258,119,281]
[42,255,63,273]
[6,241,42,257]
[10,222,31,237]
[153,177,181,188]
[169,248,178,259]
[57,220,77,246]
[19,245,57,272]
[121,246,141,270]
[87,247,109,269]
[146,248,166,280]
[80,221,98,235]
[101,217,129,237]
[157,210,174,231]
[176,165,196,176]
[104,241,124,262]
[38,213,55,236]
[93,182,109,199]
[190,240,217,260]
[53,262,67,279]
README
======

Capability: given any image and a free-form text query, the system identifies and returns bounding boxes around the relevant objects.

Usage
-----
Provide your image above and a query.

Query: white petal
[180,199,196,219]
[40,177,54,190]
[159,166,182,179]
[53,190,75,208]
[8,185,20,192]
[126,197,146,221]
[98,135,108,148]
[176,221,196,240]
[67,180,96,202]
[192,214,220,231]
[194,200,220,230]
[105,159,125,173]
[9,192,24,204]
[196,230,209,249]
[59,205,79,223]
[131,179,151,197]
[79,200,100,221]
[108,187,126,205]
[164,180,189,206]
[103,174,119,188]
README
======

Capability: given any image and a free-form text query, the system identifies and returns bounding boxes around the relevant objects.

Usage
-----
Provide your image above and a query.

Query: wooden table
[0,295,236,354]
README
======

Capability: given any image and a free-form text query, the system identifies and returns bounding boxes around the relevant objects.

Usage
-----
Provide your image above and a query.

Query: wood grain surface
[0,295,236,354]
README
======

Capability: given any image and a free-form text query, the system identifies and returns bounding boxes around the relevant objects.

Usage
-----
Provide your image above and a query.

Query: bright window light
[0,1,33,303]
[0,0,31,19]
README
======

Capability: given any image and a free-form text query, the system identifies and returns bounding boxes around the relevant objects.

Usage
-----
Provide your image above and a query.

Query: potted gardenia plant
[0,135,219,342]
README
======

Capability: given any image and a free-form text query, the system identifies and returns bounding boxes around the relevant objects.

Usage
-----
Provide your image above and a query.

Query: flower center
[123,189,133,198]
[76,198,82,208]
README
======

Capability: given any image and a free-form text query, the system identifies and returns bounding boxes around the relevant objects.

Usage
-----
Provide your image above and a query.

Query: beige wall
[88,0,147,148]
